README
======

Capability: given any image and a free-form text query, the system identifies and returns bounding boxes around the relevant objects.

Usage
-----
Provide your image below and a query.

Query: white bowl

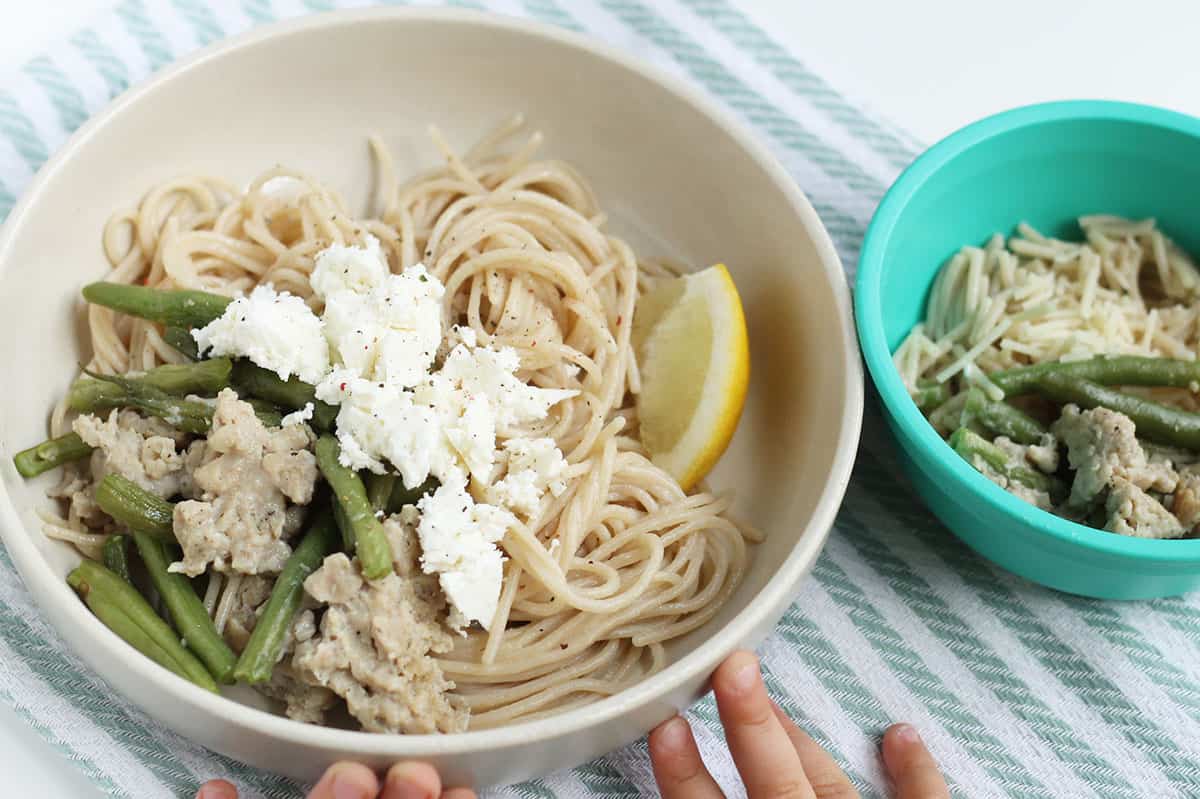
[0,8,862,788]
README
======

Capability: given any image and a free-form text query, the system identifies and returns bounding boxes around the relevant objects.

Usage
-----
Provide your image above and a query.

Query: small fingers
[882,725,949,799]
[770,704,858,799]
[713,651,814,799]
[382,762,442,799]
[196,780,238,799]
[648,716,724,799]
[308,762,381,799]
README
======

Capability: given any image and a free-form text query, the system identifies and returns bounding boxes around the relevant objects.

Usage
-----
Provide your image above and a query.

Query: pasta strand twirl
[46,117,755,729]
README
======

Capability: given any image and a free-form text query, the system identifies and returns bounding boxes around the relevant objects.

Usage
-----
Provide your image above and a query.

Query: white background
[0,0,1197,794]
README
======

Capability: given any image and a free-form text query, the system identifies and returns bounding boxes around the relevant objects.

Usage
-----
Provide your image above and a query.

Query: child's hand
[197,762,473,799]
[196,651,947,799]
[648,650,949,798]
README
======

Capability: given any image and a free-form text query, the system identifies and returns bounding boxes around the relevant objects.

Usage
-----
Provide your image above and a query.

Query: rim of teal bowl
[856,99,1200,565]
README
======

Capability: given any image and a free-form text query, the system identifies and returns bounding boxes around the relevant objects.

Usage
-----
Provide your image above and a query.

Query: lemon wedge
[632,263,750,491]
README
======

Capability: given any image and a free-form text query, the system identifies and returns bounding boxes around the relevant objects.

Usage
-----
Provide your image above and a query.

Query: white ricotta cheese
[372,267,445,387]
[437,344,577,427]
[324,340,576,493]
[416,472,513,631]
[322,267,444,388]
[310,235,389,297]
[280,402,315,428]
[442,393,496,485]
[316,375,445,489]
[454,325,479,349]
[490,437,568,516]
[192,284,329,384]
[305,241,581,630]
[312,238,444,389]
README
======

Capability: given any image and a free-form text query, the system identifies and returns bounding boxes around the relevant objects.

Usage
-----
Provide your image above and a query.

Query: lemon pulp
[632,264,750,490]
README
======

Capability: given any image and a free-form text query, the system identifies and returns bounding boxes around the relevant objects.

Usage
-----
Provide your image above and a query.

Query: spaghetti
[42,116,756,730]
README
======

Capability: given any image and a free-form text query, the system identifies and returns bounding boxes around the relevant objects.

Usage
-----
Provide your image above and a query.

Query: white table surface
[1,0,1198,794]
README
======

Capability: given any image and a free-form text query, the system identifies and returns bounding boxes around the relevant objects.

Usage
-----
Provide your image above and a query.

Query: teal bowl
[856,100,1200,599]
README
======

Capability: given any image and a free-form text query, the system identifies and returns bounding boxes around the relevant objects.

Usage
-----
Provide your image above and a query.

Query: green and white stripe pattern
[2,1,1200,796]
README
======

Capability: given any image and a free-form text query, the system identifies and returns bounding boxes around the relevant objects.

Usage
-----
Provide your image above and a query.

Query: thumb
[882,724,949,799]
[196,780,239,799]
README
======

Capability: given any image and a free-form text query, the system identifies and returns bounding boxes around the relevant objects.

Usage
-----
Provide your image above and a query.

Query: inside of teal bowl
[880,116,1200,349]
[858,103,1200,575]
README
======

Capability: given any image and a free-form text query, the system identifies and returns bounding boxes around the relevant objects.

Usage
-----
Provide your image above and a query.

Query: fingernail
[657,717,690,752]
[389,778,428,799]
[729,660,759,694]
[386,763,436,799]
[332,772,370,799]
[196,783,235,799]
[891,723,921,745]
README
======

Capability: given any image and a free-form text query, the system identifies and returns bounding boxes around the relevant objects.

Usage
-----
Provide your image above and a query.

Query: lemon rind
[647,264,750,491]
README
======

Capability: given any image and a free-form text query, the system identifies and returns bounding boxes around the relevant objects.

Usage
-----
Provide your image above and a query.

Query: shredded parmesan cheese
[935,319,1013,383]
[964,362,1005,401]
[896,217,1200,398]
[1017,222,1048,242]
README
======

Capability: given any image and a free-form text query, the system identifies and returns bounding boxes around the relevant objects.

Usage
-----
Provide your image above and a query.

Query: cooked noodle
[49,116,752,728]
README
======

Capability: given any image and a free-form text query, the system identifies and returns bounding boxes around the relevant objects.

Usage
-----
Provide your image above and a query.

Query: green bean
[315,435,392,580]
[140,359,231,395]
[387,476,439,514]
[95,474,174,541]
[69,360,230,408]
[20,364,225,475]
[312,403,338,432]
[13,432,93,477]
[332,499,355,554]
[992,355,1200,396]
[162,325,199,360]
[366,473,397,513]
[232,508,339,684]
[949,427,1065,498]
[67,560,216,692]
[101,535,132,583]
[962,388,1048,445]
[89,598,211,688]
[161,359,230,392]
[70,373,216,435]
[133,532,237,684]
[71,369,278,433]
[928,391,969,435]
[912,380,951,412]
[1035,374,1200,450]
[82,282,230,329]
[231,361,337,431]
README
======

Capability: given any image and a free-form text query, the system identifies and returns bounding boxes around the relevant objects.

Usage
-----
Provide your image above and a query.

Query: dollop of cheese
[489,437,569,516]
[315,374,444,490]
[312,236,444,389]
[310,235,390,297]
[304,240,579,632]
[416,472,513,631]
[324,341,577,490]
[431,344,578,428]
[192,285,329,384]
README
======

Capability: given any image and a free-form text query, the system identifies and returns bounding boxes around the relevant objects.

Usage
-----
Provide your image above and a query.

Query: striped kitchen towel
[2,1,1200,797]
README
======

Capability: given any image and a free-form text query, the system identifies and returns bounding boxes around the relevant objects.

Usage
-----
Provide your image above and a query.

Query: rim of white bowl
[0,7,864,758]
